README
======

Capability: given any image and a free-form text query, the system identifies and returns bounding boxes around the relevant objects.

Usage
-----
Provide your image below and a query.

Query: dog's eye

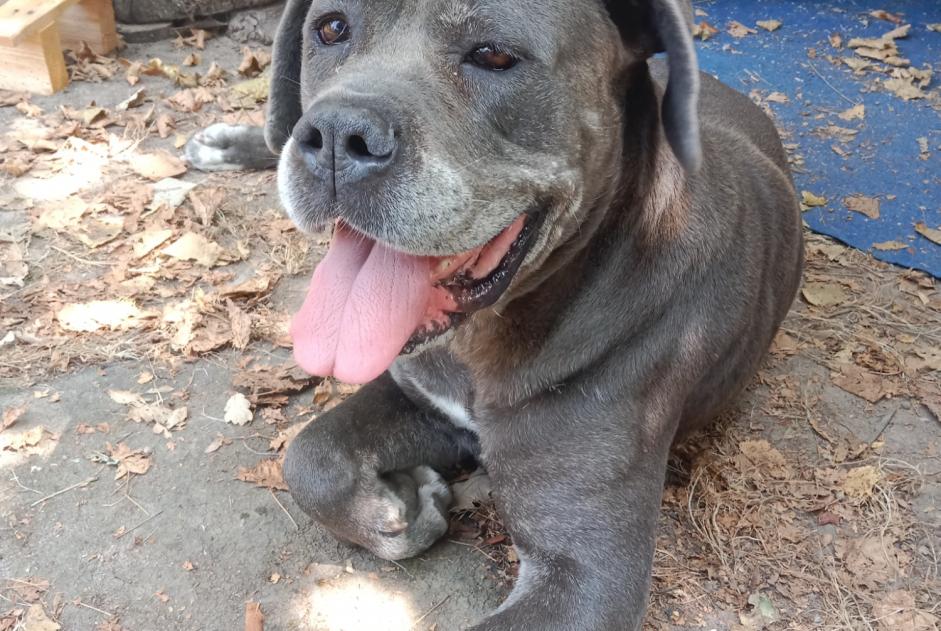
[317,16,351,45]
[465,45,517,71]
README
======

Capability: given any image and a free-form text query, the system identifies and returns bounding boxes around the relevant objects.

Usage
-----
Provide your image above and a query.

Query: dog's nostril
[310,128,324,150]
[347,134,371,158]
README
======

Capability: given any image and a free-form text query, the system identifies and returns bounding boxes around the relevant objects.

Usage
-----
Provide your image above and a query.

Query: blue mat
[694,0,941,277]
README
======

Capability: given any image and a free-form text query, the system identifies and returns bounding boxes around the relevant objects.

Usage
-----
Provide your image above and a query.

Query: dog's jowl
[195,0,805,628]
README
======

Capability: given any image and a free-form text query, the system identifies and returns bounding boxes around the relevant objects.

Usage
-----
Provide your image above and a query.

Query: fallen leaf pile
[649,426,939,630]
[830,22,938,102]
[1,579,58,631]
[0,41,309,384]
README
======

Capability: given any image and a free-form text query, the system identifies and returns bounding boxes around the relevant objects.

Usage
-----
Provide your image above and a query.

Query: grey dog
[186,0,803,627]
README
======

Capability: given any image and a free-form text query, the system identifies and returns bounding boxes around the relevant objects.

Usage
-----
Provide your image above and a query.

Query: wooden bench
[0,0,118,94]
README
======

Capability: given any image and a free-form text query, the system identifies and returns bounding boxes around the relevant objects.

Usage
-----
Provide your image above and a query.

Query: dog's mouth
[290,212,541,384]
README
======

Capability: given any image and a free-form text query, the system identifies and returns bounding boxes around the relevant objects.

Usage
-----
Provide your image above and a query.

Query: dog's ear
[604,0,702,172]
[264,0,312,155]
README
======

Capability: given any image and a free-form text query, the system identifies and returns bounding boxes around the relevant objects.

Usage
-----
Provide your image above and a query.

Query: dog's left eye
[465,45,518,72]
[317,16,351,45]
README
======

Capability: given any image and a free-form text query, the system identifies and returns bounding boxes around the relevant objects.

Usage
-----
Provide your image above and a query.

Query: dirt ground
[1,9,939,631]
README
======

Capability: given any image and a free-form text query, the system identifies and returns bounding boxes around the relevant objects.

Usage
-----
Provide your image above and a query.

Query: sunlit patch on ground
[299,575,415,631]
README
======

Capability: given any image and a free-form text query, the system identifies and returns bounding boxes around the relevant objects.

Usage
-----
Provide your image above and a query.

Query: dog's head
[271,0,701,384]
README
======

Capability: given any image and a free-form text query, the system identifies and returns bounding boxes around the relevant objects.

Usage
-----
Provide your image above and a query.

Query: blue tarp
[695,0,941,277]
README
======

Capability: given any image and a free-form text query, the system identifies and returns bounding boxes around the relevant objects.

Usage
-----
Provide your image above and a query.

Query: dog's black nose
[294,106,397,185]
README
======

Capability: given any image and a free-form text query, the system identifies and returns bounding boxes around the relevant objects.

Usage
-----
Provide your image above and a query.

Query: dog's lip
[441,211,543,312]
[401,209,545,354]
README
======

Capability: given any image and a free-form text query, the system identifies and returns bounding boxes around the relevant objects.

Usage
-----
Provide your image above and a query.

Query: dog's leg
[284,373,478,561]
[469,399,677,631]
[184,124,278,171]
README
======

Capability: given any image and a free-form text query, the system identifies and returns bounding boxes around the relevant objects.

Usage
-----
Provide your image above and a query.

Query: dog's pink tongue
[291,224,433,384]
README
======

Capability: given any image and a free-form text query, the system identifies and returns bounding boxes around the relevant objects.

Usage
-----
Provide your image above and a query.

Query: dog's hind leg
[283,373,478,561]
[184,124,278,171]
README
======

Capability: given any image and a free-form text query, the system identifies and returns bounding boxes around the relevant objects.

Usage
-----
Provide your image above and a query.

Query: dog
[186,0,803,628]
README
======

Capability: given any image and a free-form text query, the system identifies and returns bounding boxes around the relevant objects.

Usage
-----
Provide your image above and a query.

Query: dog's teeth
[435,258,454,276]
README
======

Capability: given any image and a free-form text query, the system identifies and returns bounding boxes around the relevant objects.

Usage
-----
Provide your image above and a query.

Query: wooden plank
[59,0,118,54]
[0,22,68,95]
[0,0,79,46]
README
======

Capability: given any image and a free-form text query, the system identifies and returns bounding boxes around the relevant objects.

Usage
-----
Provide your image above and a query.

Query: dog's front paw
[184,123,270,172]
[364,466,452,561]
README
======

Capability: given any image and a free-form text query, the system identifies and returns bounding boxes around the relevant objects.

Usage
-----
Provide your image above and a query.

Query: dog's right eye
[317,15,351,45]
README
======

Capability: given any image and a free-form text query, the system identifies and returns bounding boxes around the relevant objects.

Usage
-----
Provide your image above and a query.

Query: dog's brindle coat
[187,0,803,627]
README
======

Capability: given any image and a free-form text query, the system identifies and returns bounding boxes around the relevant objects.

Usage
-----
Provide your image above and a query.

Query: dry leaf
[161,232,224,267]
[233,364,314,407]
[914,223,941,245]
[245,602,264,631]
[237,458,288,491]
[757,19,782,32]
[1,425,46,451]
[22,604,59,631]
[188,187,225,226]
[108,442,152,479]
[871,590,939,631]
[224,393,253,426]
[238,48,272,77]
[204,433,231,454]
[129,151,187,180]
[869,10,903,25]
[801,191,827,209]
[108,390,145,406]
[873,241,908,251]
[451,470,493,511]
[58,301,154,332]
[1,406,26,432]
[832,365,894,403]
[842,466,880,499]
[155,113,176,138]
[737,439,790,479]
[227,301,252,350]
[116,88,146,112]
[884,78,926,101]
[36,196,89,231]
[269,422,308,452]
[766,92,789,104]
[728,21,757,38]
[838,104,865,121]
[692,21,719,41]
[802,282,847,307]
[0,242,28,287]
[844,196,880,219]
[132,229,174,258]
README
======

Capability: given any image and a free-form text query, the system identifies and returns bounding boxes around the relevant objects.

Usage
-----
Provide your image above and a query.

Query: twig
[50,245,110,267]
[447,539,500,564]
[115,510,164,540]
[10,471,41,495]
[30,477,98,508]
[804,60,859,105]
[871,407,898,443]
[389,559,414,579]
[269,489,298,531]
[411,594,451,629]
[76,601,114,617]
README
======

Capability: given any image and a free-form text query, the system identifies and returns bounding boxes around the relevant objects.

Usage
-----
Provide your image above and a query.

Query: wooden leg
[0,23,68,95]
[59,0,118,54]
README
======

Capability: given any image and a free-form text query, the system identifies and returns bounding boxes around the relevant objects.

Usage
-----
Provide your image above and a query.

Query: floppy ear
[604,0,702,173]
[265,0,312,155]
